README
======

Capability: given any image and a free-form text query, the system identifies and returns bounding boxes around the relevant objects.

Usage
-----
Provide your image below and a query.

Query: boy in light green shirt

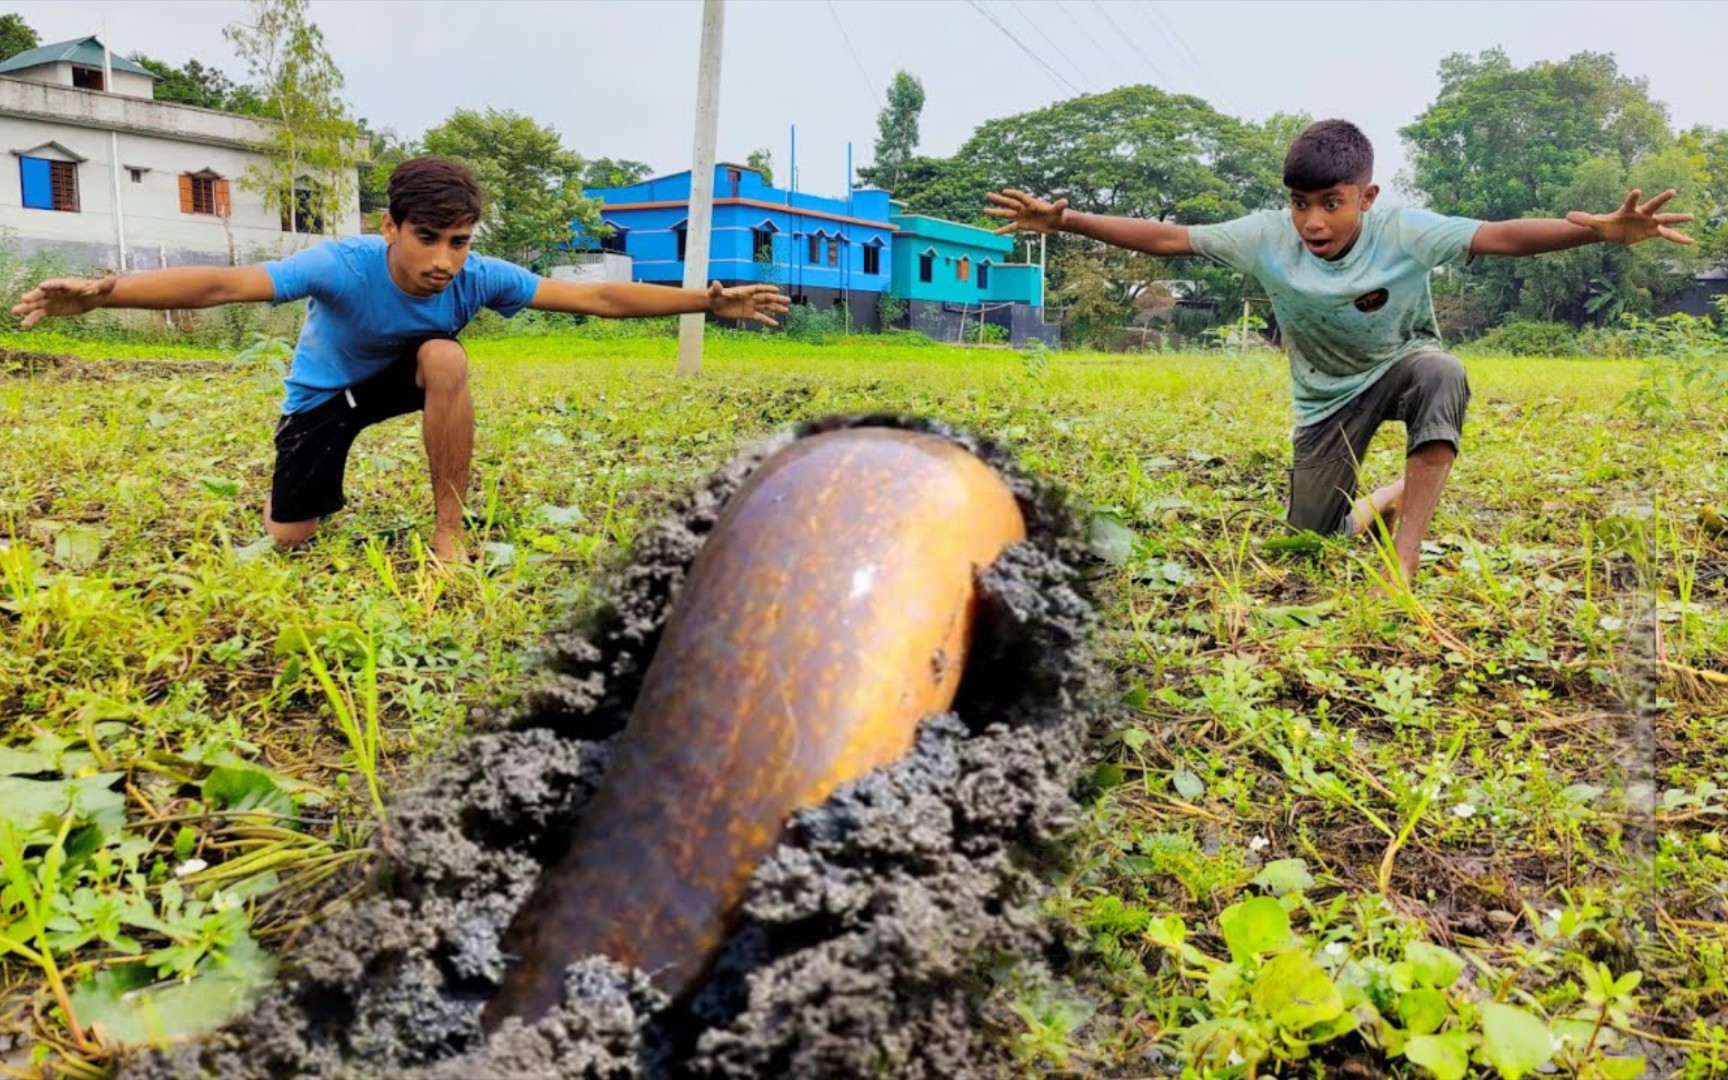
[986,119,1692,590]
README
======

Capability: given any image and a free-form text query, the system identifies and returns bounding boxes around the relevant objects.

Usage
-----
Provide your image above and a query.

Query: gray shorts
[1287,351,1470,535]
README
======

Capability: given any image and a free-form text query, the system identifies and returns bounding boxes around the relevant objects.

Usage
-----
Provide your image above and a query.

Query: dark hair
[1283,120,1374,191]
[388,156,483,229]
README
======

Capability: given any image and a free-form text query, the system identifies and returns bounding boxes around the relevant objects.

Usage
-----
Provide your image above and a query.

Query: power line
[1134,0,1229,103]
[1051,0,1133,88]
[825,0,880,107]
[1003,0,1096,94]
[1087,0,1169,86]
[964,0,1085,97]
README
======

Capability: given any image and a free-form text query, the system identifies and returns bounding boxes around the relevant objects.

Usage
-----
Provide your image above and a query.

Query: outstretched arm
[1471,188,1693,257]
[529,279,789,326]
[984,189,1196,257]
[11,266,274,328]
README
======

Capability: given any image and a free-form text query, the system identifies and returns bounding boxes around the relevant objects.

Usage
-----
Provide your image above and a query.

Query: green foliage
[224,0,360,240]
[129,53,266,115]
[865,70,926,191]
[1471,320,1587,357]
[423,107,600,267]
[963,319,1009,345]
[356,122,420,219]
[0,11,37,63]
[1617,298,1728,423]
[743,148,773,187]
[780,303,845,344]
[582,156,652,191]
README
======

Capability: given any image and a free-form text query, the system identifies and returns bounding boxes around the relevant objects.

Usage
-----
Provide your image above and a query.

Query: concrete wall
[0,75,361,271]
[901,299,1059,347]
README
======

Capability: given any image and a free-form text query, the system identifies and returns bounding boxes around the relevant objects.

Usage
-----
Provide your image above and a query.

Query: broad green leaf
[1120,727,1150,752]
[1264,530,1326,558]
[1398,986,1451,1034]
[68,937,277,1048]
[535,502,586,527]
[1144,915,1187,949]
[1480,1003,1554,1079]
[1218,896,1296,961]
[1252,950,1343,1030]
[1596,1056,1646,1080]
[1172,769,1205,800]
[1405,940,1465,989]
[201,766,296,818]
[54,525,103,570]
[1251,858,1314,896]
[0,745,61,777]
[197,476,240,498]
[1405,1031,1471,1080]
[1087,515,1134,567]
[0,773,127,839]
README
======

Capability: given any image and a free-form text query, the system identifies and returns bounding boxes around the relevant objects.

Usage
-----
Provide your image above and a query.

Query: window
[827,236,839,267]
[180,172,230,217]
[957,256,970,282]
[751,224,776,261]
[808,234,822,263]
[676,224,688,262]
[281,186,323,234]
[862,243,881,275]
[128,168,144,184]
[72,66,105,92]
[978,261,990,289]
[600,225,628,254]
[20,157,79,212]
[727,168,742,197]
[918,251,934,283]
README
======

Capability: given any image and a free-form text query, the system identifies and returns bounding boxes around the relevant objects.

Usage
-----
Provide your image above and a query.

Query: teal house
[888,210,1055,344]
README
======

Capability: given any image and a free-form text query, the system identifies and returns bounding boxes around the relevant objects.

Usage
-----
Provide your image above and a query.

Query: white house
[0,35,360,271]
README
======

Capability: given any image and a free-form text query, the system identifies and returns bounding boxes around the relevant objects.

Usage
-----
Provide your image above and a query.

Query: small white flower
[1249,836,1270,852]
[1226,1050,1245,1066]
[1452,803,1476,819]
[1323,942,1348,959]
[1546,908,1563,922]
[211,890,239,912]
[174,858,208,878]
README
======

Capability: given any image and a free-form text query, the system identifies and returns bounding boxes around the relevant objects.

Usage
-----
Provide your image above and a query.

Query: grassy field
[1,331,1724,1078]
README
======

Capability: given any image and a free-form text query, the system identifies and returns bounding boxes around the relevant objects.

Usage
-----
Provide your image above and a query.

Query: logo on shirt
[1353,288,1390,313]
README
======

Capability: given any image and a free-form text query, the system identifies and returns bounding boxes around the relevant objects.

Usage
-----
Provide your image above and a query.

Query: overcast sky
[13,0,1728,210]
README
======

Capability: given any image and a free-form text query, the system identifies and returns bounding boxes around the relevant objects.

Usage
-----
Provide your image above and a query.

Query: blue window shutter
[20,157,52,209]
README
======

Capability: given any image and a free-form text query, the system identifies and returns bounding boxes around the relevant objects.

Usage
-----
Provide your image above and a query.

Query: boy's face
[1287,181,1379,261]
[382,212,476,296]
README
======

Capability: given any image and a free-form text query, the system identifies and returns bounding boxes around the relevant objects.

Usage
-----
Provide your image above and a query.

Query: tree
[868,70,925,189]
[130,53,265,115]
[1402,49,1698,327]
[745,147,773,187]
[355,122,419,221]
[0,12,37,62]
[581,157,651,190]
[224,0,359,241]
[422,107,601,267]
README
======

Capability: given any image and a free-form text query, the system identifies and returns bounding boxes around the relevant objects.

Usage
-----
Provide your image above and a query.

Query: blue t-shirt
[262,235,541,414]
[1188,206,1481,427]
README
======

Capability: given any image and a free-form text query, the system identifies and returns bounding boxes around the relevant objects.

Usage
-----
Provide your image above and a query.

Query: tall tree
[224,0,359,241]
[1402,49,1698,326]
[356,122,419,220]
[744,147,773,187]
[0,12,37,62]
[130,54,265,115]
[869,71,925,189]
[422,107,601,267]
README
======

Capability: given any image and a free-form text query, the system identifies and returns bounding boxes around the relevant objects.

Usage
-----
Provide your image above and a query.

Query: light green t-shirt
[1188,206,1482,427]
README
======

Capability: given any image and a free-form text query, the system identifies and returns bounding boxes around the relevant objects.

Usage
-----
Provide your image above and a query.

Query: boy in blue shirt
[986,120,1692,591]
[13,156,789,562]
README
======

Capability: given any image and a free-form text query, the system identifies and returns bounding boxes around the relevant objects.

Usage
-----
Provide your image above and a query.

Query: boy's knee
[1411,351,1468,397]
[416,339,469,393]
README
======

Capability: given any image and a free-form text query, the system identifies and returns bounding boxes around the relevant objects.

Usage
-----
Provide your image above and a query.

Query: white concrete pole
[101,24,127,270]
[676,0,726,377]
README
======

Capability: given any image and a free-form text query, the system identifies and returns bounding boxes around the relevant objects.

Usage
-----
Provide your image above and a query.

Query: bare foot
[431,529,471,565]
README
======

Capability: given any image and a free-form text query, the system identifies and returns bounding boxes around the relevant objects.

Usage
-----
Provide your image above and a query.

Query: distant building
[1662,266,1728,318]
[580,163,896,328]
[0,35,360,271]
[581,165,1055,343]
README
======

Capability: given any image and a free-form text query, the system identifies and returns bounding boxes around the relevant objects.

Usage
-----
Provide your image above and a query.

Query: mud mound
[127,415,1104,1079]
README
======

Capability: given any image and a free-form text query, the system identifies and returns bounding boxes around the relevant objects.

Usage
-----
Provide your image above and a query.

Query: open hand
[707,281,790,327]
[1566,189,1693,246]
[983,189,1069,236]
[10,275,116,329]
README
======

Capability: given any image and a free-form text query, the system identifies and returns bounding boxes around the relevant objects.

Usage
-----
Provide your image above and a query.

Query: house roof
[1699,266,1728,282]
[0,36,160,79]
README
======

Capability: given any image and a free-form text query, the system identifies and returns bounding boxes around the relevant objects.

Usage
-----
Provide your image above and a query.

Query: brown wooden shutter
[179,174,193,214]
[215,178,231,217]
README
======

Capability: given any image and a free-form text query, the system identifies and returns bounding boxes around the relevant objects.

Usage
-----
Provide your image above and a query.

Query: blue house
[580,164,897,329]
[886,211,1057,345]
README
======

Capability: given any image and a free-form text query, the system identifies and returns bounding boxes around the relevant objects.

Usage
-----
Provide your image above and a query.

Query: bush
[1467,320,1585,357]
[963,320,1010,345]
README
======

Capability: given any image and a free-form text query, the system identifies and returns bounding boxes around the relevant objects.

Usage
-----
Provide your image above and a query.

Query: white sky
[11,0,1728,209]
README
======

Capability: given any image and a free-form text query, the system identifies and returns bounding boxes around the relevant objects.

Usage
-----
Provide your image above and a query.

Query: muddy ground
[126,414,1106,1080]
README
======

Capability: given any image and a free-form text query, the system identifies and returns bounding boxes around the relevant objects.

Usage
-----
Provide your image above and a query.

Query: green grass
[1,332,1723,1078]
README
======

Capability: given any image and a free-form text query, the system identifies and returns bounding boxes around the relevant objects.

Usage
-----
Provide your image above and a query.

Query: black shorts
[269,337,449,523]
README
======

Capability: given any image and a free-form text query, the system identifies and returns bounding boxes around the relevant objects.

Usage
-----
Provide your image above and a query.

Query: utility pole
[101,24,126,272]
[676,0,725,377]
